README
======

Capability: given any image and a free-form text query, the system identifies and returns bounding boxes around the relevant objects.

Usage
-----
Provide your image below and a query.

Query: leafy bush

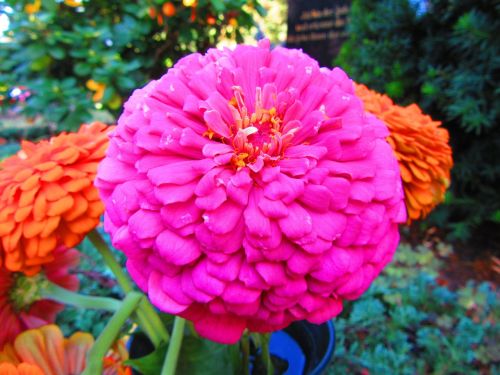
[0,0,263,131]
[336,0,500,239]
[329,243,499,374]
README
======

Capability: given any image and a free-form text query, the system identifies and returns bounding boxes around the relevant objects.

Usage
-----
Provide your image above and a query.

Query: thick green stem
[161,317,186,375]
[82,292,142,375]
[88,229,169,347]
[241,332,250,375]
[41,281,122,311]
[261,333,273,375]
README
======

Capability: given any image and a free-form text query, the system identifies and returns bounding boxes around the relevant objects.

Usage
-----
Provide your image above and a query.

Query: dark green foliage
[329,244,499,374]
[336,0,500,239]
[0,0,263,131]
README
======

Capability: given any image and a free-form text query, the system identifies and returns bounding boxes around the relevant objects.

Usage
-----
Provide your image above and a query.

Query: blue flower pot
[129,320,335,375]
[269,320,335,375]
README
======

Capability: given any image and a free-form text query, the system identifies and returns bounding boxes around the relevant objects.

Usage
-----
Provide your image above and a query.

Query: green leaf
[210,0,225,13]
[49,47,65,60]
[177,335,240,375]
[125,342,168,375]
[74,63,92,76]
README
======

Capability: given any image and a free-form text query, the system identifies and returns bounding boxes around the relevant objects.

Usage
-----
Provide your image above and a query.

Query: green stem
[41,281,122,311]
[88,229,170,347]
[82,291,142,375]
[261,333,273,375]
[241,332,250,375]
[161,317,186,375]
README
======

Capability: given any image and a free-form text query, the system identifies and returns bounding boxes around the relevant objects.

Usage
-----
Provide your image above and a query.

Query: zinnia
[0,122,112,274]
[354,83,453,221]
[96,40,406,344]
[0,246,79,350]
[0,325,130,375]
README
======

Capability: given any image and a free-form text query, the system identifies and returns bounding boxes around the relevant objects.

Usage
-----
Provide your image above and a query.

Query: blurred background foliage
[336,0,500,241]
[0,0,265,133]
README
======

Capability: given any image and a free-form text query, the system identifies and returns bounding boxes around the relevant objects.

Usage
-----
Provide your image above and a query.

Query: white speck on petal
[164,134,173,145]
[305,66,313,75]
[180,213,192,224]
[169,84,175,92]
[202,214,209,223]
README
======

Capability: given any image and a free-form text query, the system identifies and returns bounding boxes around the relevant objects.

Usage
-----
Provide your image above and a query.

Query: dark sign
[286,0,351,67]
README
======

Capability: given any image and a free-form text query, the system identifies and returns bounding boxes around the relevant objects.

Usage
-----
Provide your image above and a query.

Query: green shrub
[329,243,499,374]
[336,0,500,239]
[0,0,264,131]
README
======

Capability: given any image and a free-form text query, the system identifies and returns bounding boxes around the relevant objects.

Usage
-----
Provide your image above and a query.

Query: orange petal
[82,186,100,201]
[47,195,74,216]
[20,175,40,191]
[13,169,32,182]
[19,188,39,208]
[24,237,39,258]
[38,235,57,257]
[5,251,22,271]
[33,193,47,221]
[62,178,90,193]
[66,216,98,235]
[3,223,23,252]
[34,161,57,172]
[0,220,15,236]
[86,200,104,218]
[40,166,65,182]
[52,148,79,164]
[43,183,67,201]
[62,194,88,221]
[18,363,45,375]
[64,332,94,375]
[23,219,46,239]
[14,206,32,222]
[40,216,61,238]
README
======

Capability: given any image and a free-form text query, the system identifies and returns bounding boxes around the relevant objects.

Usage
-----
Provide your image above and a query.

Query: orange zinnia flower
[0,325,131,375]
[0,122,113,274]
[355,83,453,222]
[0,246,79,350]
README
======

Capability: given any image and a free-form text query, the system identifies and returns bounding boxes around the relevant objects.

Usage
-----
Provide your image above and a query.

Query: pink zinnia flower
[96,40,406,344]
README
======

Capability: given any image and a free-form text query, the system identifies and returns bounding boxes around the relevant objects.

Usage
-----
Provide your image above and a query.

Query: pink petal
[129,209,164,239]
[202,200,243,234]
[156,230,201,265]
[193,313,246,344]
[255,262,286,286]
[204,110,231,138]
[148,271,189,313]
[148,159,215,185]
[160,200,201,229]
[278,202,312,239]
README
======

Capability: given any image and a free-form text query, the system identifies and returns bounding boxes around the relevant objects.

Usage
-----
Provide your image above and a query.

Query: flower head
[354,84,453,221]
[0,325,130,375]
[96,40,406,344]
[0,246,79,350]
[0,122,112,274]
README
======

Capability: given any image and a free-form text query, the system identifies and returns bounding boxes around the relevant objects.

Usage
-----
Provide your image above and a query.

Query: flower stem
[261,333,273,375]
[82,291,142,375]
[88,229,170,347]
[161,317,186,375]
[241,332,250,375]
[40,281,122,311]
